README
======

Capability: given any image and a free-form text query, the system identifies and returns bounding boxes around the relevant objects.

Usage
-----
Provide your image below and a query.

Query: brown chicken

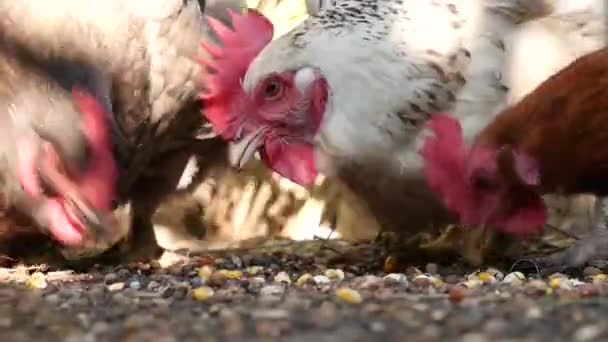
[421,46,608,272]
[0,41,118,248]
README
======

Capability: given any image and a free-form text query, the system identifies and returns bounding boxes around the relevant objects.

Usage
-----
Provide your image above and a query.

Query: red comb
[71,87,117,210]
[196,8,274,138]
[420,113,469,216]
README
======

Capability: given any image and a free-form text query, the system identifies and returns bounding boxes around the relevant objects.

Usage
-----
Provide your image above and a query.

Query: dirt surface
[1,240,608,342]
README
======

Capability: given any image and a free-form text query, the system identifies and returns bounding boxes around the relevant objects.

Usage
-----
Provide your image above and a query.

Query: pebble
[107,282,125,292]
[190,277,205,288]
[192,286,215,301]
[578,284,600,297]
[104,273,119,284]
[369,321,386,333]
[246,266,264,275]
[574,324,603,342]
[355,275,383,290]
[296,274,313,287]
[207,273,227,288]
[217,270,243,279]
[525,280,548,295]
[274,272,292,285]
[129,280,142,290]
[197,266,214,278]
[260,285,285,297]
[324,269,345,281]
[462,279,483,289]
[476,272,497,284]
[448,287,467,303]
[249,276,267,286]
[335,287,362,304]
[485,268,504,281]
[503,272,526,286]
[413,275,431,287]
[313,275,331,285]
[383,273,408,286]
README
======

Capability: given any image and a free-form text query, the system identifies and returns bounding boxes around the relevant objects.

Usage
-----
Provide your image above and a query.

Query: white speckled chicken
[198,0,551,237]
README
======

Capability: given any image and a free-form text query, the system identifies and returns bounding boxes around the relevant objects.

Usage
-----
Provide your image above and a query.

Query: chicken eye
[263,78,284,101]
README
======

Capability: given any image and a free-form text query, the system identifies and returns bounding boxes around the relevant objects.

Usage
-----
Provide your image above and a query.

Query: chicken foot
[531,197,608,274]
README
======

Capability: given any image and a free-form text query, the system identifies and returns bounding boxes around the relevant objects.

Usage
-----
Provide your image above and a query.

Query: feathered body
[423,46,608,269]
[0,0,219,258]
[199,0,549,235]
[0,45,117,246]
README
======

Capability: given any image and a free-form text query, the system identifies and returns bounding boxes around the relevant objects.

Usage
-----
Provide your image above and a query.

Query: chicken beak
[228,127,266,170]
[38,153,106,237]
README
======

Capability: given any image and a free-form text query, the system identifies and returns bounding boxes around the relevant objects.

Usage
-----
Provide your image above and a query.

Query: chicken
[421,46,608,271]
[0,0,234,258]
[196,1,550,245]
[0,42,118,246]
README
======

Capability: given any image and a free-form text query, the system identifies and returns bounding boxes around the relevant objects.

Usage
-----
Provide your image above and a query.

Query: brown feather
[477,47,608,195]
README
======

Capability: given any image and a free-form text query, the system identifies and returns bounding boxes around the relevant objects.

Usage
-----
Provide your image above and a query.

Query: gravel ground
[2,243,608,342]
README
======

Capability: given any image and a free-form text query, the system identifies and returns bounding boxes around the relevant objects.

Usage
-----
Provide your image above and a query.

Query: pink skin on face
[198,9,328,187]
[421,114,546,235]
[15,88,117,245]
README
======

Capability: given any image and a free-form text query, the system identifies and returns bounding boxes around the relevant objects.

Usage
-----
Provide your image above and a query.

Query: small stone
[325,269,345,281]
[590,274,608,284]
[207,273,227,288]
[578,283,600,297]
[274,272,292,285]
[462,279,483,289]
[260,285,285,297]
[369,321,386,333]
[107,282,125,292]
[574,324,603,342]
[476,272,496,284]
[190,277,205,288]
[383,273,408,286]
[230,255,243,268]
[485,268,504,281]
[26,275,47,289]
[503,272,526,286]
[335,287,362,304]
[405,267,423,278]
[104,273,119,283]
[246,266,264,275]
[413,275,431,287]
[217,269,243,279]
[129,280,141,290]
[296,274,313,287]
[249,276,267,286]
[355,275,383,290]
[429,276,445,288]
[198,265,214,278]
[448,287,467,303]
[526,280,548,295]
[192,286,215,301]
[313,275,331,285]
